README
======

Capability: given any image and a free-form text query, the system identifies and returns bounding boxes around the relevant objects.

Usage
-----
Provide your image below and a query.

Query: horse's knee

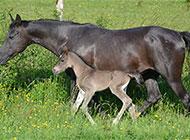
[138,79,162,114]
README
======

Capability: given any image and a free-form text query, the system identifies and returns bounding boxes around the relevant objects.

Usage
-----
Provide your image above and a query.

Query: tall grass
[0,0,190,139]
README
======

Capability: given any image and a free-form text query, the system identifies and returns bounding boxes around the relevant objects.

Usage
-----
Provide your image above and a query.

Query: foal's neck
[69,52,92,78]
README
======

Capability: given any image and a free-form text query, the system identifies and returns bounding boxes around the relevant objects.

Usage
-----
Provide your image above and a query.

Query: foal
[53,47,142,125]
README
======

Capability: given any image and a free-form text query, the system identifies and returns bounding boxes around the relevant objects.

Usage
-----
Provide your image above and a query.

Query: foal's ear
[63,47,69,55]
[15,14,22,25]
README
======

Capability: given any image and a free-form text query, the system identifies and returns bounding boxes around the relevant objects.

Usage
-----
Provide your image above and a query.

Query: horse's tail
[180,31,190,52]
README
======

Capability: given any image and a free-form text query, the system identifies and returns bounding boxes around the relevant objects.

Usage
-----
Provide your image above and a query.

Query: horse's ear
[9,14,14,23]
[15,14,22,25]
[63,46,69,55]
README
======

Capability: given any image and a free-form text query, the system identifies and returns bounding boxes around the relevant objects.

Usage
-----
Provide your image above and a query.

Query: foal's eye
[61,59,64,62]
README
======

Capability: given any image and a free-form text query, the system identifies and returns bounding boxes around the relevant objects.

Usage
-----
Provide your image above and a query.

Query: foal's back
[80,70,131,92]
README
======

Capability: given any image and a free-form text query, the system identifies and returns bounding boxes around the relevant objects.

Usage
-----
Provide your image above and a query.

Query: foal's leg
[80,91,96,125]
[110,83,136,125]
[65,68,78,103]
[72,89,85,114]
[122,78,162,116]
[70,80,79,103]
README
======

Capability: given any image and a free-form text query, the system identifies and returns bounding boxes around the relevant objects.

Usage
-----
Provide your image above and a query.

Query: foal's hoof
[91,122,96,126]
[135,112,141,118]
[112,119,119,126]
[89,120,96,126]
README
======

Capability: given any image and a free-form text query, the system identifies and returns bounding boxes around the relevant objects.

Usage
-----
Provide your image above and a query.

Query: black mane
[30,19,95,27]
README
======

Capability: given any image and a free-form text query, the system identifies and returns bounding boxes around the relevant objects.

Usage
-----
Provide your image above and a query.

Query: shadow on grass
[14,68,54,88]
[6,67,190,116]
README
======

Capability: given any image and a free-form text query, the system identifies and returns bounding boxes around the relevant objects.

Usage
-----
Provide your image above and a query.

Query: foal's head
[53,47,71,75]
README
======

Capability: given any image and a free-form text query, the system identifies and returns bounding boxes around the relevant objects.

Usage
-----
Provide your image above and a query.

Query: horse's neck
[27,21,67,57]
[69,52,92,78]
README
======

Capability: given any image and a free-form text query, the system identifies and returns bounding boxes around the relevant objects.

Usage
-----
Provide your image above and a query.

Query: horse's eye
[9,35,14,39]
[61,59,64,62]
[9,32,19,39]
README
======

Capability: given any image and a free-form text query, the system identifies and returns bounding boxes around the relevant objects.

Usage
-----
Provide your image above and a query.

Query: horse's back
[71,25,185,75]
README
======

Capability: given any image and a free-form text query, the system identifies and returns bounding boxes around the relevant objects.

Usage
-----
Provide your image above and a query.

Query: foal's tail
[180,31,190,52]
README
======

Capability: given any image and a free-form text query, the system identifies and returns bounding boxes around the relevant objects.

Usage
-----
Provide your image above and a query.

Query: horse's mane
[29,19,96,27]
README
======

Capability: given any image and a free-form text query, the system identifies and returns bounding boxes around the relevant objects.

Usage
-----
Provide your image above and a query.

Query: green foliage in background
[0,0,190,139]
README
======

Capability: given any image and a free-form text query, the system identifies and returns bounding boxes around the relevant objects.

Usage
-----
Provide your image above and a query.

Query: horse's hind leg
[138,79,162,115]
[80,90,96,125]
[160,46,190,112]
[167,78,190,112]
[137,69,162,115]
[110,83,136,125]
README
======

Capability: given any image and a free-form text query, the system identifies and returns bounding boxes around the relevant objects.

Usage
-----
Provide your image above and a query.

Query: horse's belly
[94,52,151,72]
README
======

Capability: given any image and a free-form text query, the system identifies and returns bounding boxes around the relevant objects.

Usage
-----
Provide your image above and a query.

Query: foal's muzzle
[52,68,59,75]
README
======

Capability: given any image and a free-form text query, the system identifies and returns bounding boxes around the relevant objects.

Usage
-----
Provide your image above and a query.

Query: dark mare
[0,14,190,114]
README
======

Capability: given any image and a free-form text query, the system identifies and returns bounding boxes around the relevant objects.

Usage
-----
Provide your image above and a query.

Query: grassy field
[0,0,190,139]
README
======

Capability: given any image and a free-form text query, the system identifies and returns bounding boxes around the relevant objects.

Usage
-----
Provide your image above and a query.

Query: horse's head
[0,14,31,64]
[52,47,70,75]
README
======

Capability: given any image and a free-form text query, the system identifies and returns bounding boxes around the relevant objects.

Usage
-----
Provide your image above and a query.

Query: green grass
[0,0,190,139]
